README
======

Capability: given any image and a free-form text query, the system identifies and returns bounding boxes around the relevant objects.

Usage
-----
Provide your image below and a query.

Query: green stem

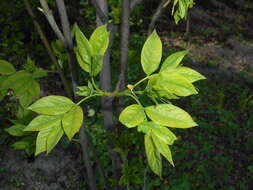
[76,94,102,105]
[91,77,101,92]
[132,76,150,90]
[125,92,142,106]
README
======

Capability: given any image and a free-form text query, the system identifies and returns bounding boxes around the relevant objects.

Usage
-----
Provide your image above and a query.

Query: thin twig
[91,0,108,23]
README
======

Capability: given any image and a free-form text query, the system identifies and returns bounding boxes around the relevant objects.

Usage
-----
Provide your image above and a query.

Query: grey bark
[39,0,65,43]
[118,0,130,111]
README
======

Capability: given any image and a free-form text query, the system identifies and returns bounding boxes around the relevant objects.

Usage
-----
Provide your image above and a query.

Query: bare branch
[91,0,108,24]
[148,0,171,34]
[115,0,130,93]
[39,0,65,43]
[55,0,73,48]
[23,0,72,98]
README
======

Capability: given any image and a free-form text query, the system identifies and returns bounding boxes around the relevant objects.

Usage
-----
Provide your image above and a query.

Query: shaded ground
[0,145,85,190]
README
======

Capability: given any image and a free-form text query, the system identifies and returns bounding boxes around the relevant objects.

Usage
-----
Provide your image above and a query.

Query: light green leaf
[160,50,188,72]
[25,115,62,132]
[1,71,32,93]
[146,74,179,100]
[19,80,40,108]
[178,0,186,18]
[138,121,152,134]
[32,68,47,79]
[47,124,64,154]
[89,24,109,55]
[141,31,162,75]
[91,55,103,76]
[145,104,198,128]
[75,25,93,73]
[62,106,83,140]
[0,60,16,75]
[152,135,174,166]
[75,48,90,73]
[175,66,206,83]
[5,124,27,136]
[159,71,198,96]
[35,126,52,155]
[152,124,177,145]
[119,104,145,128]
[145,134,162,176]
[28,96,74,115]
[76,86,91,96]
[28,115,63,155]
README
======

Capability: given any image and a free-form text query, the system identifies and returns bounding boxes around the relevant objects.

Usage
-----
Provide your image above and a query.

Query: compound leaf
[145,134,162,176]
[119,104,145,128]
[159,72,198,96]
[175,66,206,83]
[25,115,63,132]
[28,96,74,115]
[75,25,93,73]
[152,124,177,145]
[160,50,188,72]
[47,124,64,154]
[35,126,52,156]
[91,55,103,76]
[145,104,197,128]
[152,134,174,166]
[62,106,83,140]
[89,24,109,55]
[141,31,162,75]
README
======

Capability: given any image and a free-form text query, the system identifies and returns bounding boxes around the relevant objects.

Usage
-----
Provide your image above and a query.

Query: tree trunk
[95,0,122,189]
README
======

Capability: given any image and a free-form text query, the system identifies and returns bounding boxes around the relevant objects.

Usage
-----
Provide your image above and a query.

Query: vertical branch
[148,0,171,34]
[55,0,77,92]
[23,0,72,98]
[79,125,98,190]
[118,0,130,110]
[39,0,65,43]
[93,0,122,189]
[38,1,98,190]
[184,10,191,36]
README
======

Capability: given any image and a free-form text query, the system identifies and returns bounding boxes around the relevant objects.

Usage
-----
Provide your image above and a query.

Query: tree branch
[91,0,108,24]
[55,0,73,48]
[148,0,171,34]
[117,0,130,95]
[39,0,65,43]
[23,0,72,98]
[55,0,77,92]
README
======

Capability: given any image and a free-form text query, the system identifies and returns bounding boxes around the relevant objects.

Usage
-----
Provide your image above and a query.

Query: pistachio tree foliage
[19,24,205,176]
